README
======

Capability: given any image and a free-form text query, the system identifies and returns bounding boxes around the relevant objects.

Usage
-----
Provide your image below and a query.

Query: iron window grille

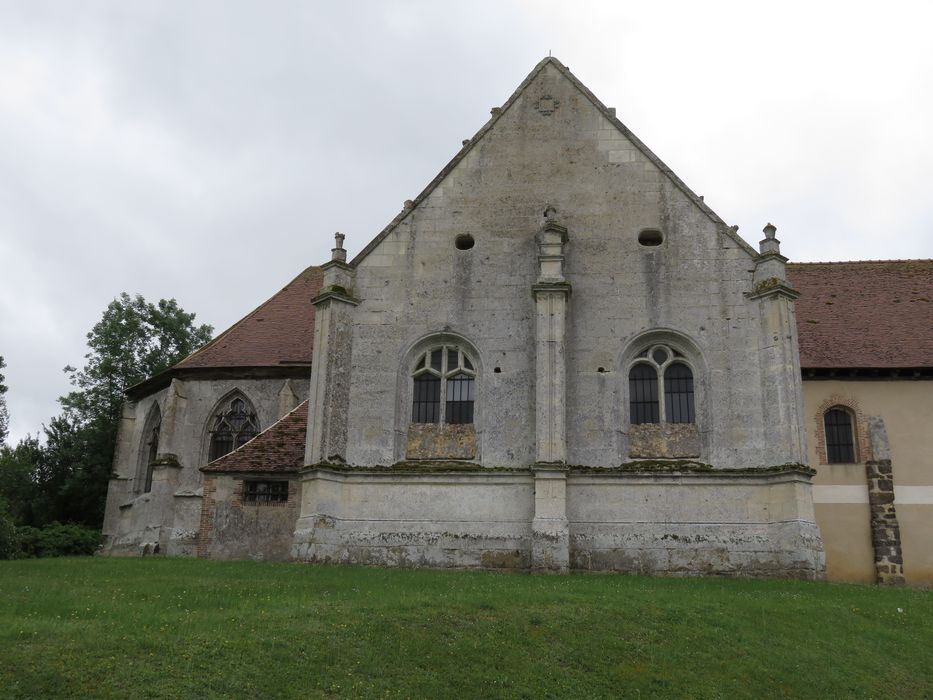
[824,408,856,463]
[209,397,260,462]
[412,346,476,424]
[628,345,695,425]
[243,480,289,504]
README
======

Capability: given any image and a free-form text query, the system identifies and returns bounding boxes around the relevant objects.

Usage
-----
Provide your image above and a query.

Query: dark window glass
[629,364,659,424]
[430,349,443,372]
[463,355,473,371]
[664,363,695,423]
[448,348,459,370]
[144,424,160,493]
[652,348,669,365]
[412,375,441,423]
[209,431,234,462]
[445,373,475,424]
[825,409,856,463]
[209,397,260,462]
[243,480,289,504]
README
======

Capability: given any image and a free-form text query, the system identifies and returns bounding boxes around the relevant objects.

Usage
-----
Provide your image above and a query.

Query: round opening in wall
[638,229,663,247]
[455,234,475,250]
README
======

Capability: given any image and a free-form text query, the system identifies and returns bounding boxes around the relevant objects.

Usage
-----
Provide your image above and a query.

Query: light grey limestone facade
[102,376,306,555]
[102,57,825,578]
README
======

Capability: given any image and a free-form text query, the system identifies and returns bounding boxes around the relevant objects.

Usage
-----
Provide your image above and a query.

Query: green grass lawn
[0,558,931,699]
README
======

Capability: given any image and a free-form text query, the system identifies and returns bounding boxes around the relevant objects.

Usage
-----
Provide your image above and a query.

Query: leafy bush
[14,522,100,558]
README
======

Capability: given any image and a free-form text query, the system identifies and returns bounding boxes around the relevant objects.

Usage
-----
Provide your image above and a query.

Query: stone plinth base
[291,465,826,579]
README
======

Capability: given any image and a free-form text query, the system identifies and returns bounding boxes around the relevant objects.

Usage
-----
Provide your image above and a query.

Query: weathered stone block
[628,423,701,459]
[406,424,477,460]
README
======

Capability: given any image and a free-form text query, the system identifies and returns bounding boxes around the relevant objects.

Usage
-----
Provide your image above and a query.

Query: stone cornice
[312,288,361,307]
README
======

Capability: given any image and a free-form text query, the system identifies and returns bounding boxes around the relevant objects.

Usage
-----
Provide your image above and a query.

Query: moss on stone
[303,461,532,474]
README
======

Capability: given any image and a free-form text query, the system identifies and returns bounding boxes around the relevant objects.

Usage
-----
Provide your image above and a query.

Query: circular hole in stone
[597,367,606,373]
[638,229,663,246]
[493,367,502,373]
[455,234,475,250]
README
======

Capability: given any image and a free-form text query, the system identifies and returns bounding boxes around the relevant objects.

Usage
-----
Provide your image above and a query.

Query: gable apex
[350,56,756,266]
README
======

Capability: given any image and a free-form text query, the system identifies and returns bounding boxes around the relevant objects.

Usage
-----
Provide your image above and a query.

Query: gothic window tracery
[208,395,259,462]
[628,345,695,425]
[411,345,475,425]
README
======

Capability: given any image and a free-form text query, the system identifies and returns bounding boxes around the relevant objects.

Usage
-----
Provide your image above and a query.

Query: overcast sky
[2,0,931,444]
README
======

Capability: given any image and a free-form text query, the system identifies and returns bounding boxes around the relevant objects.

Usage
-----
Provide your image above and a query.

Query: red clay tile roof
[202,400,308,473]
[175,266,323,370]
[788,260,933,369]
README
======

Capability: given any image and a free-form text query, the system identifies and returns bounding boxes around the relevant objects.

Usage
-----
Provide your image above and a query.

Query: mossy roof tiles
[788,260,933,369]
[174,265,323,370]
[202,400,308,473]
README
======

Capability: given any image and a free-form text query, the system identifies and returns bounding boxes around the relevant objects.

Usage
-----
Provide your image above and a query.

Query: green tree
[0,355,9,444]
[0,436,44,525]
[61,294,213,430]
[49,294,213,528]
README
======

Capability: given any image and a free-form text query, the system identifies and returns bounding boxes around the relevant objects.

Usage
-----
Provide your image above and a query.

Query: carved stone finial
[763,223,777,240]
[543,205,558,222]
[490,107,501,116]
[462,139,470,146]
[403,200,414,210]
[331,231,347,263]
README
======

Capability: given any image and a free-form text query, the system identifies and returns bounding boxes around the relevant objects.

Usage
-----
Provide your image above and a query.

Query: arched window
[208,395,260,462]
[136,404,162,493]
[628,345,695,425]
[824,408,856,463]
[144,419,160,493]
[412,345,475,424]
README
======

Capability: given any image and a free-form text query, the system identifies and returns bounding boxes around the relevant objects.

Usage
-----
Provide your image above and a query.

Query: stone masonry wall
[865,459,906,585]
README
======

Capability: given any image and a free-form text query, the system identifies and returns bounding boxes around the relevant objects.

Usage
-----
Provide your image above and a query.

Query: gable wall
[346,64,784,468]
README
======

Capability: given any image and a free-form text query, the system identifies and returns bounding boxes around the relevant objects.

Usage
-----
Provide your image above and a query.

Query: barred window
[629,364,659,424]
[243,480,289,504]
[209,396,260,462]
[628,345,695,425]
[412,345,476,425]
[824,408,856,463]
[664,363,695,424]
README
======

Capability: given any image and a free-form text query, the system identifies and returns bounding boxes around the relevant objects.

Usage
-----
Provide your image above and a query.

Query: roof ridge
[349,56,755,267]
[788,259,933,266]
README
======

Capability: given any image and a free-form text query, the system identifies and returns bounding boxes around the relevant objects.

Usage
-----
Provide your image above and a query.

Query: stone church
[101,58,933,583]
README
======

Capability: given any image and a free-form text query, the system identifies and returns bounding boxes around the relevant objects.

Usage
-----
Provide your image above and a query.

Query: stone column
[532,466,569,572]
[532,212,570,464]
[748,224,807,465]
[305,233,359,466]
[531,209,571,572]
[153,379,185,553]
[865,417,906,585]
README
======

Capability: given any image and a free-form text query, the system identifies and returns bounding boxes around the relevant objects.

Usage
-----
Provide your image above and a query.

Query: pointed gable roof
[202,400,308,473]
[788,260,933,370]
[351,56,755,267]
[176,265,323,369]
[126,266,323,399]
